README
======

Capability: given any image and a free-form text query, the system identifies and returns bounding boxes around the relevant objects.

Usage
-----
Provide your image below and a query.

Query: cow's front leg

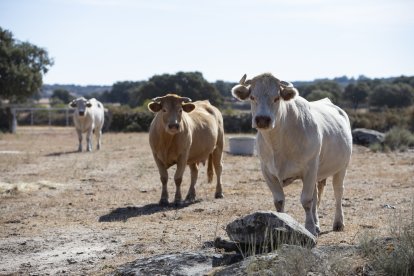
[302,164,318,236]
[86,128,93,152]
[185,163,198,202]
[154,155,169,206]
[312,184,320,234]
[174,155,187,206]
[261,164,285,212]
[77,129,83,152]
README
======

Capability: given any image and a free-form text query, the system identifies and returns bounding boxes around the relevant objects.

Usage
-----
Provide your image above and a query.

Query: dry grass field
[0,127,413,275]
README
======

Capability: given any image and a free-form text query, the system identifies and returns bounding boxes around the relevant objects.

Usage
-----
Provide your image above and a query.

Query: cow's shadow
[98,200,201,222]
[45,150,80,157]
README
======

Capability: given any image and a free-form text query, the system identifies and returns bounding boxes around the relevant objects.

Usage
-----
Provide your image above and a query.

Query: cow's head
[231,73,298,130]
[69,97,92,117]
[147,94,195,134]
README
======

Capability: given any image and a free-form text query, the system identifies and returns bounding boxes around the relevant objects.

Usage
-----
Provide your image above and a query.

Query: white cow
[69,97,105,152]
[231,73,352,236]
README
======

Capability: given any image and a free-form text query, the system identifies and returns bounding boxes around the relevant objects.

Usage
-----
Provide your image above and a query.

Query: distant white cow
[69,97,105,152]
[231,73,352,236]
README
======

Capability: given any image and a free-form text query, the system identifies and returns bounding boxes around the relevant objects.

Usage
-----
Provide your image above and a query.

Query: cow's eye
[249,95,255,101]
[274,96,280,102]
[162,109,167,112]
[179,109,183,113]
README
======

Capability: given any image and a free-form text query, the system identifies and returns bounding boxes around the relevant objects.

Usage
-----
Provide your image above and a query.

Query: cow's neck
[259,99,310,153]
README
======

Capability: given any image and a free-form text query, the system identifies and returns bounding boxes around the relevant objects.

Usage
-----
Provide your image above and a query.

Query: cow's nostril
[79,111,85,116]
[168,123,179,130]
[255,116,271,128]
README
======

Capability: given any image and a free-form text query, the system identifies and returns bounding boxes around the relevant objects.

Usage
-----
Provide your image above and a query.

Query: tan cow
[147,94,224,206]
[231,73,352,236]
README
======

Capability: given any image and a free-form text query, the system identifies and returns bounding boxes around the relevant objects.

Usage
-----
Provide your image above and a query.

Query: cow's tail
[207,153,214,183]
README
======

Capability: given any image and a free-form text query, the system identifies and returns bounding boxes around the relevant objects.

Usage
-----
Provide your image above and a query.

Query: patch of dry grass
[0,127,413,275]
[360,203,414,276]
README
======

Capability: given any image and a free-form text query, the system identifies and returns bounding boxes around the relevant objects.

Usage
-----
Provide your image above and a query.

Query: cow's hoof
[174,200,184,207]
[333,221,344,232]
[215,192,224,199]
[185,194,196,203]
[159,199,169,206]
[315,226,321,235]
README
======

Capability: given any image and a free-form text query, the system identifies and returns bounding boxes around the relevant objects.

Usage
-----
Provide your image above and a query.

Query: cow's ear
[182,103,195,113]
[69,100,76,108]
[86,102,92,108]
[280,87,298,101]
[231,84,251,101]
[148,102,162,113]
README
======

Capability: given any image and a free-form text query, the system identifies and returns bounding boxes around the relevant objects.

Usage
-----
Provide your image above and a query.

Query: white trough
[228,136,256,156]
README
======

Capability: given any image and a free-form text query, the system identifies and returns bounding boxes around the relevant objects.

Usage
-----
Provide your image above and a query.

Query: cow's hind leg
[212,148,224,199]
[185,163,198,202]
[77,129,83,152]
[312,178,326,234]
[95,128,102,150]
[317,179,327,208]
[332,169,346,231]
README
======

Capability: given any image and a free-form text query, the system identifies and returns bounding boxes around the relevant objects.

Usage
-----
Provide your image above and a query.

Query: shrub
[347,108,410,132]
[383,127,414,151]
[107,106,154,132]
[360,204,414,276]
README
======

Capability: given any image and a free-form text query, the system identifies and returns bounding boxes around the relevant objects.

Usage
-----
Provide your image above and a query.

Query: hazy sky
[1,0,413,85]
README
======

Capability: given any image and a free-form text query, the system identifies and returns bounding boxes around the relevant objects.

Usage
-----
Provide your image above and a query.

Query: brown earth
[0,127,413,275]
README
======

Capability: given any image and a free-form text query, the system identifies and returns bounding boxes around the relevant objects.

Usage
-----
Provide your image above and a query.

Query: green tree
[306,89,334,101]
[298,80,342,103]
[100,81,142,104]
[370,83,414,108]
[343,82,370,109]
[130,71,223,107]
[50,89,74,103]
[0,27,53,103]
[213,80,237,98]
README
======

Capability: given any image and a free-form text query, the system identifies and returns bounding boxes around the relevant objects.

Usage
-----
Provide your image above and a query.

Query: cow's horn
[239,74,247,85]
[181,97,192,103]
[151,97,162,102]
[280,80,294,88]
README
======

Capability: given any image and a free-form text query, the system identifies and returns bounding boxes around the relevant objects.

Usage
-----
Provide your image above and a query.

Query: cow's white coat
[232,73,352,235]
[69,97,104,152]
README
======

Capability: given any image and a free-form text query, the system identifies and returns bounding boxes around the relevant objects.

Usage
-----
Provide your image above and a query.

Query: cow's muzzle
[255,115,271,129]
[78,111,85,116]
[168,123,180,131]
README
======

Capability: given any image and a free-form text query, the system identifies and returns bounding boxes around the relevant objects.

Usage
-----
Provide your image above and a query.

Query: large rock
[225,211,316,254]
[111,251,218,276]
[352,128,385,146]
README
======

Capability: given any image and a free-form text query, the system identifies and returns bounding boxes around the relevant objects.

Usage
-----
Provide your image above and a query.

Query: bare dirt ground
[0,127,413,275]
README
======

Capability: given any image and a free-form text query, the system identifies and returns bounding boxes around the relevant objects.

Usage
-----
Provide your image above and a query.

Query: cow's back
[89,98,105,127]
